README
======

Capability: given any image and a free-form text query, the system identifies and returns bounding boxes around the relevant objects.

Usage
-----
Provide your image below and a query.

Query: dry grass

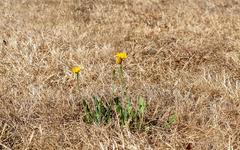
[0,0,240,149]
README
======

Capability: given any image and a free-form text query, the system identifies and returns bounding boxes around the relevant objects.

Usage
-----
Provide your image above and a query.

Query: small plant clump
[72,52,147,130]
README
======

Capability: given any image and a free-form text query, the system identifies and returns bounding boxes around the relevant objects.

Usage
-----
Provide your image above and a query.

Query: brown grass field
[0,0,240,149]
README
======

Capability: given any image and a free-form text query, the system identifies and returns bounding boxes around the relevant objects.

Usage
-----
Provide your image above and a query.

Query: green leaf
[83,100,90,113]
[104,104,112,123]
[168,113,177,125]
[100,100,106,115]
[164,113,177,128]
[123,108,128,124]
[127,100,132,114]
[114,97,127,124]
[138,96,146,114]
[114,97,122,114]
[127,100,136,121]
[82,100,92,123]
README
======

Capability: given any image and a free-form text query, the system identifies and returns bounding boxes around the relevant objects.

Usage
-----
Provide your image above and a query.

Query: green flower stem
[76,73,81,92]
[119,64,127,103]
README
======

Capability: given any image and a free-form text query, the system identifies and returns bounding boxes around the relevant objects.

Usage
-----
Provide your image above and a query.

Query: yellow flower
[71,66,81,74]
[116,52,127,59]
[116,52,127,64]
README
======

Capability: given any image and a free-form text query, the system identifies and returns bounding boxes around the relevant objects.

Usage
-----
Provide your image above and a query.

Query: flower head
[116,52,127,64]
[116,52,127,59]
[71,66,81,74]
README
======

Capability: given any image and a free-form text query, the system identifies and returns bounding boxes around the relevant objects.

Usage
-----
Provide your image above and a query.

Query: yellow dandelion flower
[71,66,81,74]
[116,52,127,64]
[116,52,127,59]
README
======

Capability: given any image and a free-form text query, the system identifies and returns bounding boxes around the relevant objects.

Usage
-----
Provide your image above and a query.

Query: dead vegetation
[0,0,240,149]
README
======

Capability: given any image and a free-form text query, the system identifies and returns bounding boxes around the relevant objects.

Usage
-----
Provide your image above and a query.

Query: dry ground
[0,0,240,149]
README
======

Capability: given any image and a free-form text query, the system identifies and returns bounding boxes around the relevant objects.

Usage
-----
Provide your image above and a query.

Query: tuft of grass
[80,55,147,129]
[82,96,112,124]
